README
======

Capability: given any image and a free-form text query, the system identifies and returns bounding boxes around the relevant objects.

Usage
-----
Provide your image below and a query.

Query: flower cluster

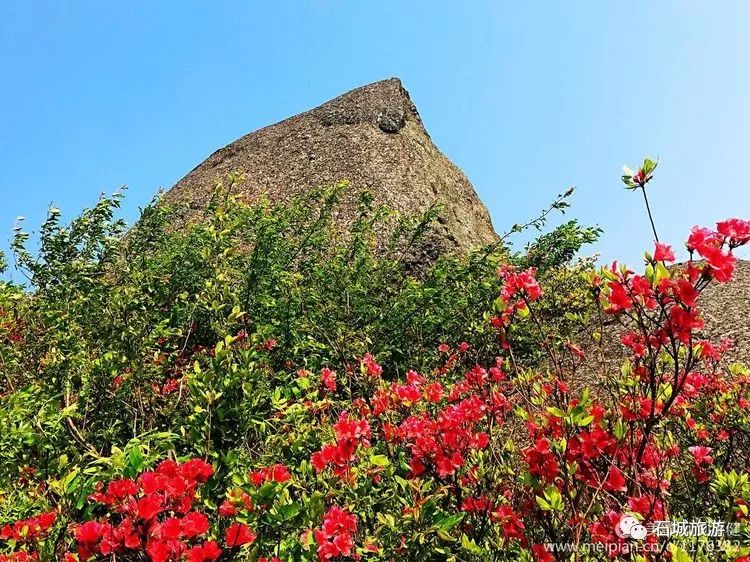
[72,459,218,562]
[359,353,382,379]
[686,221,747,281]
[224,522,256,548]
[311,412,371,478]
[0,511,56,561]
[492,265,543,329]
[353,361,503,483]
[313,506,357,561]
[461,497,525,541]
[389,393,489,478]
[320,368,337,393]
[248,464,292,487]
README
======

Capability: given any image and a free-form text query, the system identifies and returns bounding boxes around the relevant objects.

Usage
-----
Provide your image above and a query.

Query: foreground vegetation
[0,162,749,561]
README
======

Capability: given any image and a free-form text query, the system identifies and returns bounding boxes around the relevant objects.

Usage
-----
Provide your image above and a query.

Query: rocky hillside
[163,78,498,259]
[700,258,750,366]
[161,78,749,362]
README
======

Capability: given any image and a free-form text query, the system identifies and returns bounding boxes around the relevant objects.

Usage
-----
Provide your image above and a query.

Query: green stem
[640,185,659,242]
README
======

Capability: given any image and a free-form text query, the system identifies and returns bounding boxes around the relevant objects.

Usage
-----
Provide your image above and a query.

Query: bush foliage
[0,164,749,561]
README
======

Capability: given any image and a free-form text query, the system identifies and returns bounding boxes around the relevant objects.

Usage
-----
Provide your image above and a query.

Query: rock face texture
[699,259,750,366]
[163,78,497,257]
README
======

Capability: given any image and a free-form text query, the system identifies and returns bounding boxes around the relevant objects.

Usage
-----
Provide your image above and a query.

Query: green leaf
[544,486,564,511]
[668,544,691,562]
[255,482,278,502]
[613,420,626,441]
[277,502,301,521]
[546,406,566,418]
[461,534,483,554]
[642,158,658,175]
[369,454,390,467]
[654,261,670,284]
[128,447,144,472]
[437,530,452,541]
[438,512,465,531]
[535,496,551,511]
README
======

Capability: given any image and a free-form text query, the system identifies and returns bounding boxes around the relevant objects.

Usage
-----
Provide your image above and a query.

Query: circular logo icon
[630,523,648,540]
[616,515,647,540]
[616,516,638,538]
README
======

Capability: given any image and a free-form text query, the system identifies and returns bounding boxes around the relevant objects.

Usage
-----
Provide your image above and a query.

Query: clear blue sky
[1,1,748,277]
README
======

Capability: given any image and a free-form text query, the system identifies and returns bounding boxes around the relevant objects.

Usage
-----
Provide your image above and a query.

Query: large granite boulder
[162,78,498,258]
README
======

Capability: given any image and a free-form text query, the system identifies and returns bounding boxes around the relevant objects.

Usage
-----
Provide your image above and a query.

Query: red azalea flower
[320,368,337,393]
[249,463,292,486]
[185,540,222,562]
[653,242,676,262]
[145,539,170,562]
[315,507,357,561]
[701,245,736,282]
[136,494,163,521]
[218,501,238,517]
[717,218,750,245]
[603,467,627,492]
[688,445,714,466]
[74,521,109,544]
[159,516,183,540]
[361,353,382,378]
[686,226,721,253]
[605,280,633,312]
[107,478,138,499]
[531,544,554,562]
[180,458,214,483]
[424,382,443,402]
[181,512,210,538]
[225,523,256,547]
